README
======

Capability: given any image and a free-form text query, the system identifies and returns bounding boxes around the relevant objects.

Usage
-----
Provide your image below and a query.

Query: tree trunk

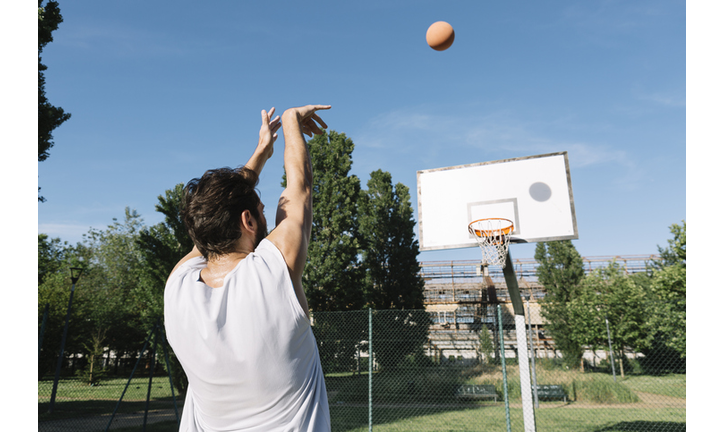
[89,354,95,385]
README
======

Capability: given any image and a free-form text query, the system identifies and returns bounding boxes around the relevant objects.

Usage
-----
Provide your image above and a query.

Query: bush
[573,375,639,403]
[74,362,108,386]
[537,357,569,371]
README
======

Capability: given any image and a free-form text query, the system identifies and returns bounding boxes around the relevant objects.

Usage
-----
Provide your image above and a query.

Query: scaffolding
[420,254,661,359]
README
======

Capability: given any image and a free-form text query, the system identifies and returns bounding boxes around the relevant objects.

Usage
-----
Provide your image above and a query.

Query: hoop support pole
[502,250,537,432]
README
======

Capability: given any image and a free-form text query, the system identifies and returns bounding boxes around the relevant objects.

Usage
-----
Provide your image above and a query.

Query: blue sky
[33,0,689,262]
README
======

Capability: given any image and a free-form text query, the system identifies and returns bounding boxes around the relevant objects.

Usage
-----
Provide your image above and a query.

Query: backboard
[417,152,578,251]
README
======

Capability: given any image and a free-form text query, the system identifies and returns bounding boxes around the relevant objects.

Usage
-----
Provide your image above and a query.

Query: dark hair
[181,167,261,260]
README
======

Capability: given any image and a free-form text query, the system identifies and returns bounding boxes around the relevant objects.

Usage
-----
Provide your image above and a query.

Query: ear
[240,209,256,234]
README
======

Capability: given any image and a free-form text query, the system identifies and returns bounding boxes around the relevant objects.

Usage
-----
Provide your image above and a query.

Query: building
[420,255,659,362]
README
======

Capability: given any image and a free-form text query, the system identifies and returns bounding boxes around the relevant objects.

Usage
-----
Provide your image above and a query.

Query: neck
[201,243,256,288]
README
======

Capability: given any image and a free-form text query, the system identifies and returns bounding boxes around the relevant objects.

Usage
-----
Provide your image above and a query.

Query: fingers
[311,113,327,129]
[280,104,332,136]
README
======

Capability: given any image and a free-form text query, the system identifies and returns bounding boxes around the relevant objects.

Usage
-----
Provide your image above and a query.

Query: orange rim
[468,218,514,238]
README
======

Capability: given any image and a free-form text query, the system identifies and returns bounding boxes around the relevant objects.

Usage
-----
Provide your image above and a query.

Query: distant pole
[605,316,616,382]
[526,297,539,408]
[48,267,83,414]
[368,308,373,432]
[498,304,512,432]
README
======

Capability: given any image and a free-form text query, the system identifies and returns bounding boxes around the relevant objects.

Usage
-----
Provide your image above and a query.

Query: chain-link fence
[39,307,685,431]
[38,321,181,432]
[316,308,685,432]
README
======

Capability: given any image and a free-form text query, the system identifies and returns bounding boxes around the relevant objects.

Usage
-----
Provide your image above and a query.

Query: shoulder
[166,256,206,287]
[250,239,286,268]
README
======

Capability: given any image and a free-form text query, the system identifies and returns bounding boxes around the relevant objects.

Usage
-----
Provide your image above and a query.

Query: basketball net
[468,218,514,269]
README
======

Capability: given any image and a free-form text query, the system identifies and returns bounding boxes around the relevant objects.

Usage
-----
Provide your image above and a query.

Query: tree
[477,324,495,364]
[136,184,194,323]
[38,0,71,202]
[38,234,68,285]
[359,170,425,310]
[640,221,686,370]
[135,184,194,394]
[71,209,147,376]
[284,130,365,312]
[359,170,428,370]
[653,220,686,269]
[38,231,92,378]
[534,240,586,367]
[281,130,365,374]
[579,262,648,378]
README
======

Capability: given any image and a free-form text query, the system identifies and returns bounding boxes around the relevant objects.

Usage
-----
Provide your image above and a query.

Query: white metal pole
[503,252,537,432]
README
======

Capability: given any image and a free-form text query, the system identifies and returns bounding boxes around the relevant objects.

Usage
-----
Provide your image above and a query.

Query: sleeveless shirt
[164,239,331,431]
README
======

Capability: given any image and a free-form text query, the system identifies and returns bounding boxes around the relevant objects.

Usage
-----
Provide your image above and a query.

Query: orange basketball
[426,21,455,51]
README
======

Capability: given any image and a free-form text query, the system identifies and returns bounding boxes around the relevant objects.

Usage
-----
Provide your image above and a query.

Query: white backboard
[417,152,578,251]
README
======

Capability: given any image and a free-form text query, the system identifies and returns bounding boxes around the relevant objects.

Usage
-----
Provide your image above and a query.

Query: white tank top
[164,239,330,432]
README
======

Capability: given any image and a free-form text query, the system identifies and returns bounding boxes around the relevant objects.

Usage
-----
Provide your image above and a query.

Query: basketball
[426,21,455,51]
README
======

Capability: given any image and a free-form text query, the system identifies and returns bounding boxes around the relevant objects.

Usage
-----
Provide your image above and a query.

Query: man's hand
[282,105,331,137]
[245,107,281,175]
[258,107,281,158]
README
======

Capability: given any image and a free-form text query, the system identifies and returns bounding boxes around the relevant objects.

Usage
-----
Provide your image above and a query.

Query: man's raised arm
[267,105,330,316]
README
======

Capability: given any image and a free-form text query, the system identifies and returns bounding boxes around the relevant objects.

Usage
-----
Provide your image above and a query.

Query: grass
[38,376,177,402]
[463,364,643,404]
[329,405,684,432]
[621,374,686,399]
[101,406,686,432]
[38,369,686,431]
[38,376,179,422]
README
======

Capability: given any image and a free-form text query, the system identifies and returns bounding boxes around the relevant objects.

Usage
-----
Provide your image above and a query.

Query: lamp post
[604,315,616,383]
[48,267,83,413]
[596,301,616,383]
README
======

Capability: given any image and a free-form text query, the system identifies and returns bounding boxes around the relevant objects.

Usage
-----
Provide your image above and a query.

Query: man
[164,105,332,431]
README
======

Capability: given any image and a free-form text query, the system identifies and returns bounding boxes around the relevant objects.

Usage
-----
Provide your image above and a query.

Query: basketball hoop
[468,218,514,268]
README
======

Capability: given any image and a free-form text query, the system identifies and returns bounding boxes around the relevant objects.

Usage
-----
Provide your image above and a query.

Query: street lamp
[596,301,617,383]
[48,267,83,413]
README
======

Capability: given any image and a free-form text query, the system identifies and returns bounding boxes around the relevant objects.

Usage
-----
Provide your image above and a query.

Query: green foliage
[640,221,686,367]
[133,184,193,394]
[288,130,365,312]
[372,309,431,371]
[580,262,649,374]
[572,375,640,404]
[38,234,68,285]
[357,170,428,370]
[74,328,109,386]
[135,184,193,324]
[313,311,368,374]
[38,209,148,378]
[38,0,71,201]
[477,325,495,364]
[534,240,586,367]
[653,220,686,269]
[359,170,425,310]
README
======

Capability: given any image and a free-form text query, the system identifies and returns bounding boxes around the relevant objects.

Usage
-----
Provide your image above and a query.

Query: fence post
[527,297,539,408]
[159,324,180,425]
[105,320,158,432]
[48,275,79,413]
[498,304,512,432]
[143,324,159,431]
[368,308,373,432]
